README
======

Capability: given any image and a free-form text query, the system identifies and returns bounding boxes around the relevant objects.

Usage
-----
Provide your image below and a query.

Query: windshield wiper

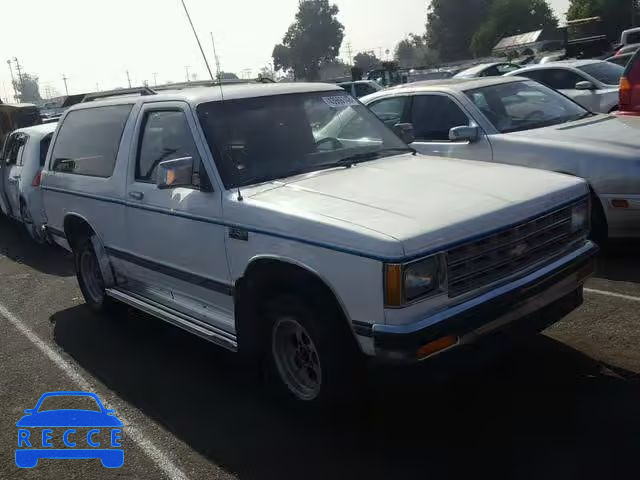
[333,147,416,168]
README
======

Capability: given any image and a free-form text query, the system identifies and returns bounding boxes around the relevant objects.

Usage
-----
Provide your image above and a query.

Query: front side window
[577,62,624,86]
[411,95,469,141]
[136,110,200,183]
[197,92,410,189]
[51,104,132,177]
[368,97,408,127]
[466,80,589,133]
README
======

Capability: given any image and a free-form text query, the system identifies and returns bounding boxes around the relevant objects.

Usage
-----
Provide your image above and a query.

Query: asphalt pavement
[1,214,639,480]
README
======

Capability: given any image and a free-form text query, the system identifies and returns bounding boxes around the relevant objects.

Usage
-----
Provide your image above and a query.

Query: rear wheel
[74,237,116,313]
[265,294,362,408]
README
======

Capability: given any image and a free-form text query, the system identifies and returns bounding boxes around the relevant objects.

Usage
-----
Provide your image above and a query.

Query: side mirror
[156,157,194,189]
[575,81,596,90]
[449,125,480,143]
[24,409,34,414]
[393,123,415,144]
[105,409,116,415]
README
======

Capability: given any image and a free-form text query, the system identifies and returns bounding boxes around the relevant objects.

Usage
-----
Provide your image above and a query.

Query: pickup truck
[41,83,597,406]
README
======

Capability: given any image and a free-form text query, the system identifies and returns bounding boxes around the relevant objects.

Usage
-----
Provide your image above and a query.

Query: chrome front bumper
[372,241,598,362]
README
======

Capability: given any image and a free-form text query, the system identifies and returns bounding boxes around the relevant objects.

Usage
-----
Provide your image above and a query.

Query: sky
[0,0,570,102]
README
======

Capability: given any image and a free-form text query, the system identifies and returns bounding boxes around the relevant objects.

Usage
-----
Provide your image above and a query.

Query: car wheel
[265,294,362,408]
[75,237,116,313]
[20,200,44,244]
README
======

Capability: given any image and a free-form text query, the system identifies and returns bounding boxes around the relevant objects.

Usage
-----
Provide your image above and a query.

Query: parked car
[617,48,640,116]
[41,83,596,406]
[453,62,520,78]
[360,76,640,240]
[538,52,566,64]
[0,123,56,242]
[337,80,382,98]
[606,53,634,68]
[614,43,640,56]
[506,60,624,113]
[619,27,640,50]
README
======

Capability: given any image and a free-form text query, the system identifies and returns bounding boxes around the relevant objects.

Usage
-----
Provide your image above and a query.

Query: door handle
[129,191,144,200]
[8,178,18,184]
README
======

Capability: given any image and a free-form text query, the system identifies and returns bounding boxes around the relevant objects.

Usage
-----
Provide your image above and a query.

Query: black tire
[74,237,116,313]
[590,192,608,246]
[264,293,363,408]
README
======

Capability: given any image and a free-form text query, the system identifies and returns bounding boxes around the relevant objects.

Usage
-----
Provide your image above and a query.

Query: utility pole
[152,72,158,86]
[96,82,100,92]
[62,74,69,95]
[210,32,222,79]
[346,42,353,65]
[13,57,24,97]
[185,65,191,82]
[126,70,132,88]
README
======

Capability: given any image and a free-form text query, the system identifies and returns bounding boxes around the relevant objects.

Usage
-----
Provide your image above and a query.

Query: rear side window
[39,133,53,166]
[522,69,585,90]
[51,104,132,177]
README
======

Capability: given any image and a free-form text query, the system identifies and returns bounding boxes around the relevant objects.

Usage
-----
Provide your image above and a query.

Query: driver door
[1,132,27,217]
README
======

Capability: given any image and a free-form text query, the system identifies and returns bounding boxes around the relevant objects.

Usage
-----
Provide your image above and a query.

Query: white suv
[41,83,597,406]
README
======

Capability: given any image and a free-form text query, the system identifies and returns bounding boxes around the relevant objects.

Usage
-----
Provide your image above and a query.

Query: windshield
[465,80,589,133]
[577,62,624,86]
[197,92,409,188]
[37,395,101,412]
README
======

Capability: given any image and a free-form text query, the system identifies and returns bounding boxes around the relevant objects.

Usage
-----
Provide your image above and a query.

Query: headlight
[385,254,446,307]
[571,200,589,234]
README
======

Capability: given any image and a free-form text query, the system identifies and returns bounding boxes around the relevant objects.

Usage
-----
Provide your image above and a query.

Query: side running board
[105,288,237,352]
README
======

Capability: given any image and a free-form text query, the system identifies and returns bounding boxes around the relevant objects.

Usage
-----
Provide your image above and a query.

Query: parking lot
[1,213,639,480]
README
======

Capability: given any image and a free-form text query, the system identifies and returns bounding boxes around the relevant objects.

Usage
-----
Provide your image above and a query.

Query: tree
[353,52,380,73]
[426,0,490,61]
[15,74,42,104]
[272,0,344,80]
[567,0,639,42]
[471,0,558,57]
[395,34,439,68]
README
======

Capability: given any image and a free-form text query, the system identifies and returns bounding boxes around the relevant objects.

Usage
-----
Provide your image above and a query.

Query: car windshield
[197,91,410,188]
[577,62,624,86]
[37,395,101,412]
[465,80,590,133]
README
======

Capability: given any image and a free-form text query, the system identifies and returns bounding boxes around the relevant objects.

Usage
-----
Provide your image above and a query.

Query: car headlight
[571,200,589,234]
[385,254,446,307]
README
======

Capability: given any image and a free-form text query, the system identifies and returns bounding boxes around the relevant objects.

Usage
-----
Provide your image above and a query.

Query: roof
[494,30,543,51]
[513,59,602,73]
[69,83,343,112]
[14,122,57,137]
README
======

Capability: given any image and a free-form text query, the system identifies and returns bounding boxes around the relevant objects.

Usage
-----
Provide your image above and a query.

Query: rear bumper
[372,241,598,362]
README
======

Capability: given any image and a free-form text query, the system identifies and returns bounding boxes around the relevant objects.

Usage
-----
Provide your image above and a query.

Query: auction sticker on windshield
[15,391,124,469]
[322,95,359,108]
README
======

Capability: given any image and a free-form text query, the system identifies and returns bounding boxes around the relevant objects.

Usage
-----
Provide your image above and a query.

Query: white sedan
[506,60,623,113]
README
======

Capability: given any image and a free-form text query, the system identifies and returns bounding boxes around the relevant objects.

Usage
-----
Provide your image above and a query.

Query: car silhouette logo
[15,391,123,468]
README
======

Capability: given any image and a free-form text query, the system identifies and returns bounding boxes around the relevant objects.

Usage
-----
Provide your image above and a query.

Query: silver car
[357,76,640,239]
[506,60,623,113]
[0,123,57,242]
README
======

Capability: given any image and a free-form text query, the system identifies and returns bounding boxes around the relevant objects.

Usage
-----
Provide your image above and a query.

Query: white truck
[41,83,597,406]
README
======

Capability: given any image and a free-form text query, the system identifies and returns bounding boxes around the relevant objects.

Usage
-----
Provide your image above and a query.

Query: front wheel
[266,295,362,407]
[74,237,115,313]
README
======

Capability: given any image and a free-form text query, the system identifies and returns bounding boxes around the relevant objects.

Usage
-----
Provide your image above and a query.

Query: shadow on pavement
[0,215,74,277]
[594,239,640,283]
[52,304,640,480]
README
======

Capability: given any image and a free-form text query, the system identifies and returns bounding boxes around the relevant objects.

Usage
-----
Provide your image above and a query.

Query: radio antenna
[180,0,215,81]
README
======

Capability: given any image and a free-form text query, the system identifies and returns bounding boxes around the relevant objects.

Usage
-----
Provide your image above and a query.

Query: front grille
[446,199,586,298]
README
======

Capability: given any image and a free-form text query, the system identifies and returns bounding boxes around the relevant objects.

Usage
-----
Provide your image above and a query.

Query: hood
[244,154,587,259]
[16,410,123,427]
[506,114,640,156]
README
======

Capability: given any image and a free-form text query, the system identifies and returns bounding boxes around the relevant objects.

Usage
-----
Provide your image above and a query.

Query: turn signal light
[611,199,630,209]
[416,335,458,359]
[384,264,403,307]
[619,76,631,108]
